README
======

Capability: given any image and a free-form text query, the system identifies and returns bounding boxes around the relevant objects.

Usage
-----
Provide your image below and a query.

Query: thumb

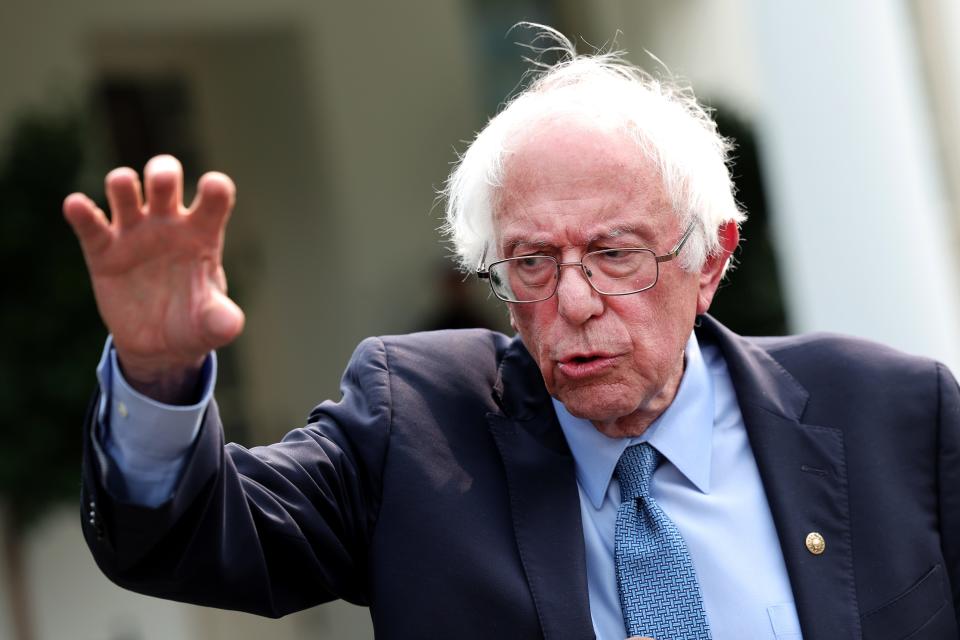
[201,290,245,349]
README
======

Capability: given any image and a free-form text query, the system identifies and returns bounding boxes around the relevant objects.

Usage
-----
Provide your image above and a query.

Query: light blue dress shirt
[554,333,802,640]
[97,334,802,639]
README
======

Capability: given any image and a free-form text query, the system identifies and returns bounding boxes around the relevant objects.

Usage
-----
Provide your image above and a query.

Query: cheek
[640,275,700,331]
[510,303,551,340]
[607,294,690,362]
[509,306,557,374]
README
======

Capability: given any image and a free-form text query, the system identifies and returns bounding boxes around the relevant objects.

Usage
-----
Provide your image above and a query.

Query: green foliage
[0,110,104,531]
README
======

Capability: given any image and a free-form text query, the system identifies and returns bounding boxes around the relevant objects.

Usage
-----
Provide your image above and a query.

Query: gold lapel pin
[805,531,826,555]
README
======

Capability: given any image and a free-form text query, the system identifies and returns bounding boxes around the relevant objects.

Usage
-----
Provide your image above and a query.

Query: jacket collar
[488,335,595,640]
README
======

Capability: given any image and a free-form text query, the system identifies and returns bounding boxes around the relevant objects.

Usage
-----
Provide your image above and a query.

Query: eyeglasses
[476,221,696,303]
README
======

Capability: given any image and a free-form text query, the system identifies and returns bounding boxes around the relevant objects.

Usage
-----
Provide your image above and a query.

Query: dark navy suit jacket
[81,316,960,639]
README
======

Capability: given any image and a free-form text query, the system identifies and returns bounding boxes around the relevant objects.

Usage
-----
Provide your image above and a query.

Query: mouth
[559,349,616,363]
[556,352,619,379]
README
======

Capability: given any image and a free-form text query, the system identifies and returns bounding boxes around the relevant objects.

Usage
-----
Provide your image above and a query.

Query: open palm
[64,155,244,398]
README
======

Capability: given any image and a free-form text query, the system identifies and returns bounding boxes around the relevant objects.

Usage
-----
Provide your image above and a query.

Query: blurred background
[1,0,959,638]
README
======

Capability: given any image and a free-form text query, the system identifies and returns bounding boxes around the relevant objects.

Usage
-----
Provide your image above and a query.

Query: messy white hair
[441,25,745,275]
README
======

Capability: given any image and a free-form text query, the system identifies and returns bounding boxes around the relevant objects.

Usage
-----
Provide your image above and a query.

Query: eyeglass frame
[475,220,697,303]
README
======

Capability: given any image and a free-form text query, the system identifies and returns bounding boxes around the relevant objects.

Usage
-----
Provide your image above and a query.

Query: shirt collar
[553,331,715,509]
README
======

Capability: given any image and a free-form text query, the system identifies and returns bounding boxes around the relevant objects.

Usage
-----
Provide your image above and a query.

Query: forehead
[493,117,673,248]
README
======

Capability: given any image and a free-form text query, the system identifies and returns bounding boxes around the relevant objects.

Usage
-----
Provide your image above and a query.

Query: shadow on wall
[708,107,788,337]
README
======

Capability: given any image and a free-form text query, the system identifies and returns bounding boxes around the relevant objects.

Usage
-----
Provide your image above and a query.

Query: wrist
[115,351,207,405]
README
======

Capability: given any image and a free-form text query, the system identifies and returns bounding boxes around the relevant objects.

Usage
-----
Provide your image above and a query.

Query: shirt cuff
[98,340,215,462]
[91,338,215,506]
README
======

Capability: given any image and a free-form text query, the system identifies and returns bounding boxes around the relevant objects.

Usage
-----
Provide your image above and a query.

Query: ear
[696,221,740,314]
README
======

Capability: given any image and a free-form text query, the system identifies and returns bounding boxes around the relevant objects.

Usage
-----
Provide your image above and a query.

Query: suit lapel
[699,316,862,639]
[488,337,595,640]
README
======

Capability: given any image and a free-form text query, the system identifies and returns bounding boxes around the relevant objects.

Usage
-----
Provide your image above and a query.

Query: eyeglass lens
[488,249,658,302]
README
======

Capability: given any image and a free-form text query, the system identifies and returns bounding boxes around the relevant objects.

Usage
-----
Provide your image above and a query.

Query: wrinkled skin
[496,118,738,437]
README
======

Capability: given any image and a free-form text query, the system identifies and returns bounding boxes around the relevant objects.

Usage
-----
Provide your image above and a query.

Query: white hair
[441,25,745,275]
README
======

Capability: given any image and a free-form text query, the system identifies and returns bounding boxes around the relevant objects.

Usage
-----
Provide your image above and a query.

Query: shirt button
[117,401,128,418]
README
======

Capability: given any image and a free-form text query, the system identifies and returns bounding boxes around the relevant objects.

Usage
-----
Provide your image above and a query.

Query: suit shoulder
[373,329,512,385]
[745,331,939,381]
[378,328,511,359]
[726,331,952,433]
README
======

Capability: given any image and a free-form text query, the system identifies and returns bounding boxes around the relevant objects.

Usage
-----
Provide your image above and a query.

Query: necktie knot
[615,442,660,501]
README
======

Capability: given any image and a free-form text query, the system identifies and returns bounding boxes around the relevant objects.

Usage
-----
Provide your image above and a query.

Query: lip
[555,352,621,380]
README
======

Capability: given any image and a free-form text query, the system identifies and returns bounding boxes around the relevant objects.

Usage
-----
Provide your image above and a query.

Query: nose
[555,262,604,324]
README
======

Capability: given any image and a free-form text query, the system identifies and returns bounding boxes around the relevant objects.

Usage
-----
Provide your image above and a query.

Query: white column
[748,0,960,372]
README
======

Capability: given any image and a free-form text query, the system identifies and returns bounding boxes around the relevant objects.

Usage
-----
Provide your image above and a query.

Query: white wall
[749,0,960,372]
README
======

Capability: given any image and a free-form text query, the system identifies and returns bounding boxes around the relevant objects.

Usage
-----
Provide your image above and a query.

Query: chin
[553,384,638,424]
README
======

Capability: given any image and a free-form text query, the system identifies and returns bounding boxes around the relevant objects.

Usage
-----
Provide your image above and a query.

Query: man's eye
[519,256,543,267]
[597,249,631,261]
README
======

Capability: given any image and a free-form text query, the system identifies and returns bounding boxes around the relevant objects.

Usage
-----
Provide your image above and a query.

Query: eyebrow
[597,226,647,242]
[501,225,653,255]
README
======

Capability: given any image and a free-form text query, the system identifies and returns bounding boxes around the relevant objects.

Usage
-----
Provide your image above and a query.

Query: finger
[200,290,245,349]
[63,193,113,257]
[143,155,184,217]
[189,171,236,235]
[105,167,144,229]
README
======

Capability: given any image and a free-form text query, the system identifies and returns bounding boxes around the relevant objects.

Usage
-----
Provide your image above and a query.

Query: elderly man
[66,33,959,640]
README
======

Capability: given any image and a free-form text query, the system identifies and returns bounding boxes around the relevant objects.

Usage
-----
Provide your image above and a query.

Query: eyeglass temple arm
[655,221,696,264]
[476,246,490,279]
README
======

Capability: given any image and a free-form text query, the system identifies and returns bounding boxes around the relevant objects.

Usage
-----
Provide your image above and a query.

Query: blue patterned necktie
[615,442,712,639]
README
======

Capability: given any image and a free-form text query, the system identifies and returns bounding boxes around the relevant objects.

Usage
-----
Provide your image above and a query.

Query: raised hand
[64,155,244,403]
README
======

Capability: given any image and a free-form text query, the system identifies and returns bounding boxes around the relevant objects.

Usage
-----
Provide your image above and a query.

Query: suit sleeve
[81,336,393,617]
[937,362,960,626]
